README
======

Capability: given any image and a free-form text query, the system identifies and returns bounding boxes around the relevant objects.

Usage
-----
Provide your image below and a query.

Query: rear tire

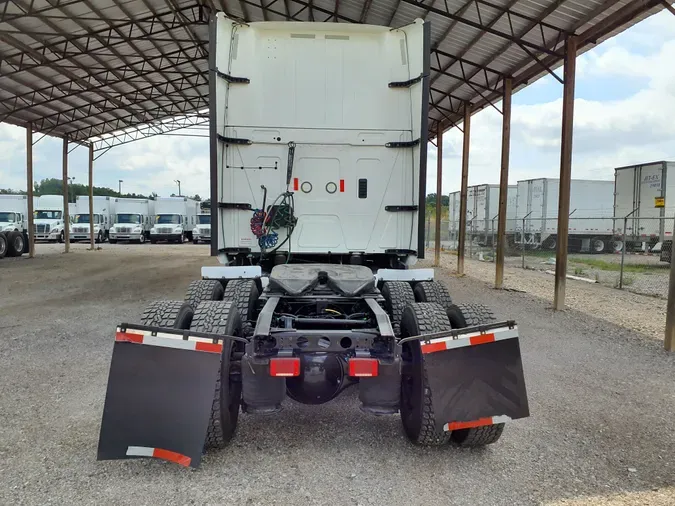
[591,237,606,254]
[140,300,194,329]
[449,302,503,447]
[223,279,260,337]
[108,239,118,244]
[0,233,7,259]
[185,279,224,309]
[413,281,452,312]
[381,281,415,337]
[454,303,496,327]
[190,301,243,450]
[399,302,453,446]
[6,231,24,257]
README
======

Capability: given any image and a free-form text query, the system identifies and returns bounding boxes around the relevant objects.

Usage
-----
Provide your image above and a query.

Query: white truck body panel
[110,198,155,241]
[614,161,675,241]
[70,196,116,241]
[212,15,428,264]
[448,185,517,237]
[152,197,199,240]
[33,194,67,240]
[516,179,614,241]
[0,195,28,233]
[467,184,517,234]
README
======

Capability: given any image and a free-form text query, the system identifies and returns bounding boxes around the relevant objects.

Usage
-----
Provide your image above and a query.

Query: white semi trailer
[33,195,67,242]
[0,195,28,257]
[516,178,616,253]
[448,185,517,246]
[612,161,675,261]
[109,198,155,244]
[70,196,116,243]
[150,196,199,243]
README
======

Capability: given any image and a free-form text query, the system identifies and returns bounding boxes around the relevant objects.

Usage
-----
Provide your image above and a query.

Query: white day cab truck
[97,16,529,469]
[70,196,116,243]
[0,195,29,258]
[150,196,199,244]
[109,198,155,244]
[33,195,67,242]
[192,213,211,244]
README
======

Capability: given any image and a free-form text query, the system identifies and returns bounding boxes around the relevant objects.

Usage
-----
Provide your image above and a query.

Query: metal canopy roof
[0,0,668,149]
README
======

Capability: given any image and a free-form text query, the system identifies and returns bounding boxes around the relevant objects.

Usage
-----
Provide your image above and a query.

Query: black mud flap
[421,325,529,432]
[97,327,222,468]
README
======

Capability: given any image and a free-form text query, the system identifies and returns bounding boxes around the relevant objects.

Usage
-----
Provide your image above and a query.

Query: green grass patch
[569,257,666,274]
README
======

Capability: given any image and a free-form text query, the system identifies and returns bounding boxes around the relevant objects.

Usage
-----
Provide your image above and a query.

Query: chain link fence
[434,215,673,299]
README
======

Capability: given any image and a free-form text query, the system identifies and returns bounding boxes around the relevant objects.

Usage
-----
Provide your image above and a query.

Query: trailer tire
[399,302,453,446]
[185,279,224,309]
[6,231,24,257]
[590,237,606,254]
[190,301,243,450]
[0,233,7,259]
[381,281,415,337]
[223,279,259,337]
[449,302,503,447]
[140,300,194,329]
[413,281,452,311]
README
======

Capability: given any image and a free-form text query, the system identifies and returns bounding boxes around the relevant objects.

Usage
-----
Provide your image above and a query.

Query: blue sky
[1,10,674,198]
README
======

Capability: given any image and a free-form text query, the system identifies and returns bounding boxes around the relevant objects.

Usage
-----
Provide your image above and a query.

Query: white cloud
[431,12,675,195]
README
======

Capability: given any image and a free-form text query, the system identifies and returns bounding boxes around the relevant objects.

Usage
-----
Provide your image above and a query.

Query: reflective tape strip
[443,415,512,432]
[126,446,191,467]
[420,327,518,354]
[115,329,223,354]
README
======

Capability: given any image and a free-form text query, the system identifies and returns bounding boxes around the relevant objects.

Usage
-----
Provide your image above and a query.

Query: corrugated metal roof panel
[0,0,667,145]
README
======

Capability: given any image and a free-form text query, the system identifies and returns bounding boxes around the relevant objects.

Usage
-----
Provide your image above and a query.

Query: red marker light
[348,358,378,377]
[270,357,301,377]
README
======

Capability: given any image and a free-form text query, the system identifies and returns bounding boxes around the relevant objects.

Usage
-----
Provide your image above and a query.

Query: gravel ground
[2,246,675,505]
[434,251,667,341]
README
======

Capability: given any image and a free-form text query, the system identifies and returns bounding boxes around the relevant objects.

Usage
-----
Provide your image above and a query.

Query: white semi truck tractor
[0,195,28,258]
[97,15,529,469]
[109,198,155,244]
[33,195,67,242]
[150,196,199,243]
[70,196,116,243]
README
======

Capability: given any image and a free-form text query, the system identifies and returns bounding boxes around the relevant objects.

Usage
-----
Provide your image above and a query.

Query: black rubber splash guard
[97,341,220,468]
[423,339,529,431]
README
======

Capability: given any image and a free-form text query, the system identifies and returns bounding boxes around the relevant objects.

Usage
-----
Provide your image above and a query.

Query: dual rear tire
[384,280,503,448]
[1,231,25,258]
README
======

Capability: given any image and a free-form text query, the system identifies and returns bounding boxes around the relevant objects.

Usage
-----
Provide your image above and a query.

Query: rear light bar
[349,358,378,377]
[269,357,300,377]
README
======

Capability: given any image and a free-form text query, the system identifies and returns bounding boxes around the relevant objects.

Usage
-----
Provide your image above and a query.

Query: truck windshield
[74,214,100,224]
[35,210,62,219]
[0,212,17,222]
[116,214,141,224]
[198,215,210,225]
[156,214,181,224]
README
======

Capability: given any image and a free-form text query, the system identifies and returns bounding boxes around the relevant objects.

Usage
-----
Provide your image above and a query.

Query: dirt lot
[2,245,675,505]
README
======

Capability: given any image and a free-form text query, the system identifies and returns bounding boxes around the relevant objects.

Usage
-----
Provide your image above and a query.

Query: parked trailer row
[448,179,617,253]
